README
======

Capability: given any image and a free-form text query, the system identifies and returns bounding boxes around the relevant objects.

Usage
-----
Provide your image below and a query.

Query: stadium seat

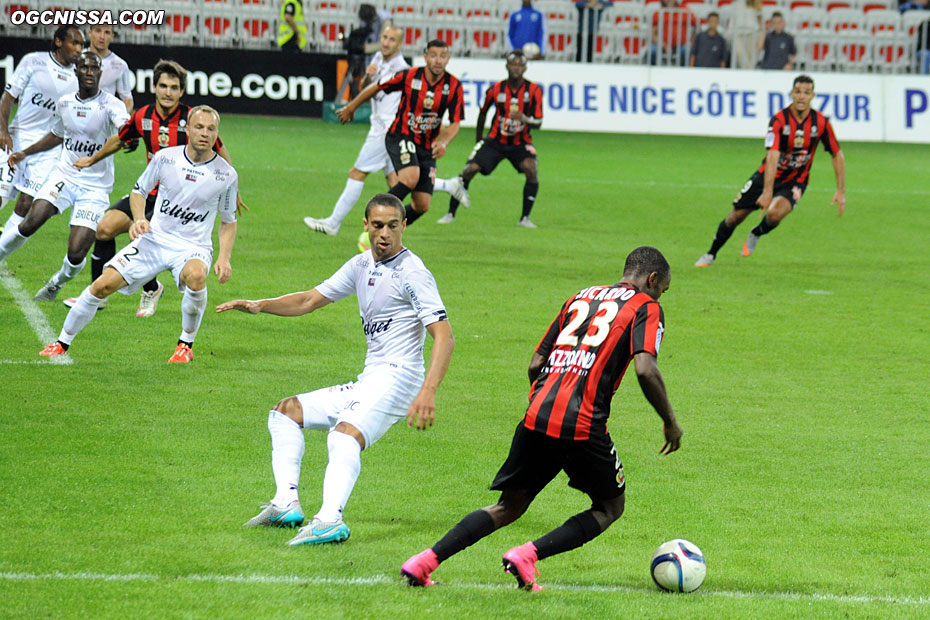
[311,1,352,53]
[860,0,891,12]
[202,14,236,47]
[865,8,900,34]
[791,7,828,31]
[240,17,274,48]
[430,23,465,50]
[829,8,863,34]
[836,36,871,70]
[400,18,426,49]
[796,31,834,68]
[163,9,198,46]
[546,19,576,61]
[872,32,909,72]
[616,26,648,63]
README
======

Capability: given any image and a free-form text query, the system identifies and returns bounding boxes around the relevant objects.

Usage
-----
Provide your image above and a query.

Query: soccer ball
[521,41,540,58]
[650,539,706,593]
[357,229,371,253]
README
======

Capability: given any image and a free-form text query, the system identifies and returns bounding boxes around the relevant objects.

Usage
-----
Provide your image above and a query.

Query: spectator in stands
[917,16,930,74]
[278,0,308,52]
[650,0,697,66]
[509,0,547,59]
[690,12,728,67]
[759,12,796,70]
[575,0,614,62]
[898,0,929,12]
[729,0,763,69]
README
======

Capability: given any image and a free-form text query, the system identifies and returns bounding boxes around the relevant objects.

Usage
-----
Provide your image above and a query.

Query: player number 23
[555,300,619,348]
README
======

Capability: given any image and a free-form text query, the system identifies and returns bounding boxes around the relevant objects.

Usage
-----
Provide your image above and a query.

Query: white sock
[269,410,304,508]
[329,178,365,229]
[59,286,105,345]
[180,287,207,343]
[0,224,29,263]
[315,431,362,523]
[432,177,451,193]
[51,255,86,286]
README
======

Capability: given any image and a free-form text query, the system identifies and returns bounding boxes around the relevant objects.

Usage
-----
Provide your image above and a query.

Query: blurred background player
[219,194,454,546]
[64,60,245,317]
[87,25,134,113]
[695,75,845,266]
[40,106,238,363]
[401,246,681,591]
[434,50,543,228]
[1,51,129,302]
[337,41,464,226]
[303,25,409,236]
[0,26,83,239]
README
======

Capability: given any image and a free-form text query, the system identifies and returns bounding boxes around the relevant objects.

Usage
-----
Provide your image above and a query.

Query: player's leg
[696,173,761,266]
[438,161,480,224]
[0,198,57,263]
[35,224,95,301]
[517,151,540,228]
[133,194,164,316]
[306,167,369,236]
[170,257,209,363]
[404,157,436,225]
[743,195,794,257]
[0,193,33,245]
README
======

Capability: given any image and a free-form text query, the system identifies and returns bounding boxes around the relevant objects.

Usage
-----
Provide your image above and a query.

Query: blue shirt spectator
[509,0,547,57]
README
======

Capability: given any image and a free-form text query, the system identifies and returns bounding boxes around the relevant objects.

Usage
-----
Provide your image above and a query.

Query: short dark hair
[708,10,719,18]
[425,39,448,53]
[793,74,814,89]
[623,246,670,282]
[51,25,81,51]
[153,59,187,91]
[364,193,405,220]
[772,10,784,18]
[76,49,102,67]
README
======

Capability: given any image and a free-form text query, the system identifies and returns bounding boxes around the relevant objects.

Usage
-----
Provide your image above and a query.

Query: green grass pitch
[1,116,928,619]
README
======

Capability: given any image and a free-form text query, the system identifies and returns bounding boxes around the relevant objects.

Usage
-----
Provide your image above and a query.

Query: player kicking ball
[40,106,238,363]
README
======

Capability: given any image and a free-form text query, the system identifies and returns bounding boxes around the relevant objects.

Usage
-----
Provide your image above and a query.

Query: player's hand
[509,108,522,121]
[366,63,379,77]
[235,191,249,215]
[405,388,436,430]
[129,218,149,240]
[755,189,773,210]
[74,156,95,169]
[122,138,139,153]
[659,419,683,455]
[831,190,845,216]
[213,259,232,284]
[216,299,261,314]
[0,131,13,153]
[336,106,354,124]
[7,151,25,170]
[432,140,447,159]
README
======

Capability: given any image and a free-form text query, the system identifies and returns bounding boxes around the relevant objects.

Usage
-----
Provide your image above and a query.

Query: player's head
[187,105,220,153]
[505,50,528,80]
[88,24,114,54]
[153,60,187,113]
[363,194,406,261]
[622,246,670,300]
[771,12,786,32]
[790,75,814,112]
[424,40,450,78]
[52,25,84,65]
[381,25,403,59]
[74,50,103,95]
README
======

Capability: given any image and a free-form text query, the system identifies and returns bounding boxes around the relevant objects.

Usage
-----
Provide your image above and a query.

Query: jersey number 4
[555,300,620,348]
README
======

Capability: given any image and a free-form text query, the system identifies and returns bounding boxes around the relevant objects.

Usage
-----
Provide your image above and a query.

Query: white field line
[0,264,72,365]
[0,571,927,606]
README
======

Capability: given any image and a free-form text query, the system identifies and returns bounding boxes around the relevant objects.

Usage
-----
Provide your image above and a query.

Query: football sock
[708,219,735,256]
[404,204,423,225]
[532,510,602,560]
[59,286,105,345]
[315,431,362,523]
[91,238,116,281]
[0,225,29,263]
[51,255,86,286]
[0,211,25,247]
[142,278,159,293]
[178,339,193,348]
[180,287,208,343]
[431,509,497,563]
[330,178,365,228]
[522,182,539,218]
[751,216,779,236]
[269,410,305,507]
[388,182,412,201]
[432,177,451,193]
[448,178,470,217]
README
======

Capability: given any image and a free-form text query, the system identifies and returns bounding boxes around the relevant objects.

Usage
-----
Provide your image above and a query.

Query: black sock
[179,339,193,348]
[142,278,159,293]
[404,204,423,225]
[91,238,116,281]
[389,182,412,202]
[751,216,778,237]
[708,219,736,256]
[57,340,70,351]
[522,182,539,218]
[532,510,603,561]
[431,509,497,563]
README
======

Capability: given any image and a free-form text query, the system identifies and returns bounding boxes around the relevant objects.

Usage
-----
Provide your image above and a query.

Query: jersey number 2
[555,300,620,348]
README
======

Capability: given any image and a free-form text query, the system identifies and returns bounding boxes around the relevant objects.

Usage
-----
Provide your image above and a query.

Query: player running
[40,105,238,363]
[434,50,544,228]
[695,74,846,266]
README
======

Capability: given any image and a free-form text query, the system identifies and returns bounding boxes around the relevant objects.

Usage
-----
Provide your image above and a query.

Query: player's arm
[633,352,681,455]
[0,92,16,152]
[432,121,460,159]
[213,220,236,284]
[216,288,333,316]
[74,133,124,169]
[406,320,455,430]
[830,148,845,216]
[336,81,381,123]
[7,131,63,169]
[756,147,779,210]
[215,143,249,213]
[528,352,547,384]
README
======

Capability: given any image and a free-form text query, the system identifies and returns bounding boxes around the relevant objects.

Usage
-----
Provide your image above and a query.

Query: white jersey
[98,51,133,102]
[369,52,409,134]
[4,52,78,148]
[132,145,238,251]
[50,90,130,192]
[316,248,448,372]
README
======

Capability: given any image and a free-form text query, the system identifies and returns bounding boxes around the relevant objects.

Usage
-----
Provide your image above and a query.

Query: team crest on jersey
[158,126,170,147]
[400,151,410,164]
[794,130,805,148]
[423,90,434,109]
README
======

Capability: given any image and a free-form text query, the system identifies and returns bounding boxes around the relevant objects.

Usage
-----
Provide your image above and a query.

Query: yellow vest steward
[278,0,308,48]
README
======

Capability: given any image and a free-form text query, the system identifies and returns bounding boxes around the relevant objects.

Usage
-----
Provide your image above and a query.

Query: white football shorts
[14,144,60,196]
[34,170,109,231]
[0,148,17,200]
[296,363,424,449]
[352,129,394,177]
[107,234,212,295]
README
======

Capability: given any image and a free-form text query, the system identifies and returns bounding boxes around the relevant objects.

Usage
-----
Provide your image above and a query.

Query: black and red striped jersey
[118,103,224,164]
[758,107,839,185]
[524,282,665,442]
[483,79,543,146]
[379,67,464,150]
